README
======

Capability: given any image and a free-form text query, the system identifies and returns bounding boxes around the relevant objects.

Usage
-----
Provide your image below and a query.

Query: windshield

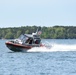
[18,35,28,42]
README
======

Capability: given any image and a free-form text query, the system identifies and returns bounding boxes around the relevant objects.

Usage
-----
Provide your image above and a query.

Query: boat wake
[27,43,76,52]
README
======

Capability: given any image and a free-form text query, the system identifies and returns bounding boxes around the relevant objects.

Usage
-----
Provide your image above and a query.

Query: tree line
[0,26,76,39]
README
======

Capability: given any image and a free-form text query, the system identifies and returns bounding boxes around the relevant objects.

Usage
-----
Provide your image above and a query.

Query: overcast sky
[0,0,76,27]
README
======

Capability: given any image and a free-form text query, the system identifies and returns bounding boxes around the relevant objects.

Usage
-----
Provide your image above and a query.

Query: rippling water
[0,39,76,75]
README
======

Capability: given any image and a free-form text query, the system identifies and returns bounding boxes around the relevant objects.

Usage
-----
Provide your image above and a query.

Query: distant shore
[0,26,76,39]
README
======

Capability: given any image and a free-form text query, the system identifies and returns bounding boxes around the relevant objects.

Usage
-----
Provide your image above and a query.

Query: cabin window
[26,38,33,44]
[35,39,41,44]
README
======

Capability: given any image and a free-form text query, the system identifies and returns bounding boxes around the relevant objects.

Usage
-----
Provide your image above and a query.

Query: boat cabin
[18,33,41,45]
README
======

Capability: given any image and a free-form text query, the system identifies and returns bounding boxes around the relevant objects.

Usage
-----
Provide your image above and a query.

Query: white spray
[27,43,76,52]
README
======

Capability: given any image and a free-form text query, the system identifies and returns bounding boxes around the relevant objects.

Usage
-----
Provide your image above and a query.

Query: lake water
[0,39,76,75]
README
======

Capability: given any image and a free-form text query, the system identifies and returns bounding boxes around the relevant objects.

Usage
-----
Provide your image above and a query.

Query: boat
[5,30,44,52]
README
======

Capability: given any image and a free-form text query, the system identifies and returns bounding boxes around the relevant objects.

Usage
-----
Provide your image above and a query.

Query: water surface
[0,39,76,75]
